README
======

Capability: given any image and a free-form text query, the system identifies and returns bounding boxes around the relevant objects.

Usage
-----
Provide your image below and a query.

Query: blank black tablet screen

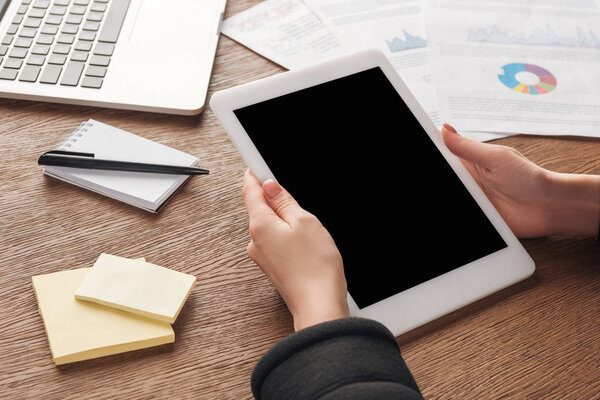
[234,67,507,309]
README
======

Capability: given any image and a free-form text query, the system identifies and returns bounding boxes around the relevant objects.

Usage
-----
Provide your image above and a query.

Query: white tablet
[210,49,535,336]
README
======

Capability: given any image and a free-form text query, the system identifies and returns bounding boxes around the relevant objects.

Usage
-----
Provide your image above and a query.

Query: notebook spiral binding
[57,121,94,151]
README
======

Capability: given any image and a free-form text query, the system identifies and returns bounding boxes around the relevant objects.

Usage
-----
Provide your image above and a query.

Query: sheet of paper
[32,267,174,365]
[75,254,196,324]
[303,0,441,125]
[424,0,600,137]
[221,0,347,69]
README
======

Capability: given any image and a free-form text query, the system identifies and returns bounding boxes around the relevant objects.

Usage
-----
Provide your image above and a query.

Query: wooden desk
[1,1,599,398]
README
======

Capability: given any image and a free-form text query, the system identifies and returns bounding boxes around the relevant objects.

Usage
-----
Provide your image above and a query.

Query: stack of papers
[75,254,196,324]
[221,0,600,141]
[32,254,196,365]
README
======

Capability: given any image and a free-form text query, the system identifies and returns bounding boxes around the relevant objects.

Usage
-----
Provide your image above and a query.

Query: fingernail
[263,179,282,199]
[443,123,457,134]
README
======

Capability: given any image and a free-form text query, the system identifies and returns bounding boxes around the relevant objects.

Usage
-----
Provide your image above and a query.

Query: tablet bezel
[210,49,535,336]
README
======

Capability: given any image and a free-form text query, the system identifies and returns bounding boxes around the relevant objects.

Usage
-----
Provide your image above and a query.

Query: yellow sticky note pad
[32,268,174,365]
[75,253,196,324]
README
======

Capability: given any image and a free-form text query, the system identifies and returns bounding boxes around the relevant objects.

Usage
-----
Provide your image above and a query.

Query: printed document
[303,0,440,124]
[221,0,347,70]
[425,0,600,137]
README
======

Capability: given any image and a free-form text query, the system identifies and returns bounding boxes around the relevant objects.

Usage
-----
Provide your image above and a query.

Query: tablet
[210,49,535,336]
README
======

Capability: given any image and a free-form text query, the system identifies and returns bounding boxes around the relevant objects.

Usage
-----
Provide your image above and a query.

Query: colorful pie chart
[498,63,557,95]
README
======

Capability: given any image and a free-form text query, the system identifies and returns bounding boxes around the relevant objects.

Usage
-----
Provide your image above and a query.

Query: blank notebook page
[43,119,199,211]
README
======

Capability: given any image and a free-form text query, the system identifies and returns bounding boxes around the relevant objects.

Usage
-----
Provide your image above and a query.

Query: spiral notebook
[43,120,199,213]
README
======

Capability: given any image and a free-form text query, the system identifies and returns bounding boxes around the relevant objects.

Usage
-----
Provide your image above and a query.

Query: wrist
[545,171,600,237]
[289,284,350,331]
[292,304,350,332]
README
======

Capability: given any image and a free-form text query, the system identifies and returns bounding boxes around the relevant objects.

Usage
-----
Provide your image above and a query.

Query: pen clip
[38,150,95,164]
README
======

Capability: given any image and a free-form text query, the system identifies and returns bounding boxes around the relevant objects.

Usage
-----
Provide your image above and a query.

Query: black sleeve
[251,317,424,400]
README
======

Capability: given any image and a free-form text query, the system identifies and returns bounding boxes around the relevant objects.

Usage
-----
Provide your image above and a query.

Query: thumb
[441,123,493,169]
[262,179,304,224]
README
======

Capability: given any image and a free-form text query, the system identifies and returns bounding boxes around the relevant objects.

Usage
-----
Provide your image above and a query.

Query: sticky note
[32,268,174,365]
[74,253,196,324]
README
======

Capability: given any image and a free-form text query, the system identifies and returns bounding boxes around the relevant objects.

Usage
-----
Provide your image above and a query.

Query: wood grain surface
[1,1,599,399]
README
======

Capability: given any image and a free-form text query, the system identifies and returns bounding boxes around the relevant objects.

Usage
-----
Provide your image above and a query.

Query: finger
[243,170,280,223]
[246,241,258,264]
[441,123,494,169]
[262,179,305,224]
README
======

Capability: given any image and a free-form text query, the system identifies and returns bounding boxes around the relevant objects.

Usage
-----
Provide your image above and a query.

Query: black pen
[38,150,209,175]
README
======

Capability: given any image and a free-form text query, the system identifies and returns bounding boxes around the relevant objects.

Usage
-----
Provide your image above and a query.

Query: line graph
[385,30,427,52]
[467,24,600,49]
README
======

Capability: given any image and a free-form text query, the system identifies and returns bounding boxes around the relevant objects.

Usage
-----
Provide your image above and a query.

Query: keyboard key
[90,3,106,12]
[14,37,33,48]
[98,0,130,43]
[48,54,66,64]
[66,14,83,24]
[60,60,84,85]
[82,21,99,31]
[12,15,24,24]
[36,34,54,45]
[0,68,18,80]
[18,27,37,38]
[31,44,50,55]
[87,11,103,22]
[2,35,13,45]
[33,0,50,9]
[93,42,113,55]
[70,50,88,61]
[28,8,45,18]
[74,0,90,5]
[57,33,75,44]
[41,24,59,35]
[24,17,42,27]
[54,0,70,5]
[89,54,109,66]
[19,64,41,81]
[26,54,45,65]
[70,5,87,14]
[9,47,28,58]
[81,75,102,88]
[17,5,29,14]
[49,5,67,15]
[0,46,8,56]
[62,24,79,34]
[4,58,23,69]
[78,30,95,41]
[46,15,62,25]
[40,64,63,83]
[74,40,92,51]
[85,65,105,77]
[21,0,33,4]
[7,25,20,35]
[53,44,70,54]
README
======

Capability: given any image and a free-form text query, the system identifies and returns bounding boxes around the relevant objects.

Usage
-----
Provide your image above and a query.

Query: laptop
[0,0,226,115]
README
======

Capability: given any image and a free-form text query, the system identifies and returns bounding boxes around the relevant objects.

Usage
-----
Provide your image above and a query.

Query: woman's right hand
[242,170,350,332]
[441,124,600,238]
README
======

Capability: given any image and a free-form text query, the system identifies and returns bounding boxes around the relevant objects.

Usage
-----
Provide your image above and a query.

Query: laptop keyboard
[0,0,130,88]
